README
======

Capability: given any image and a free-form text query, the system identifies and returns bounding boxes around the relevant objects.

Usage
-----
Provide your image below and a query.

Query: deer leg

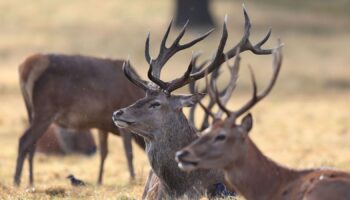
[14,134,28,186]
[14,115,53,186]
[97,130,108,185]
[27,144,36,186]
[120,129,135,180]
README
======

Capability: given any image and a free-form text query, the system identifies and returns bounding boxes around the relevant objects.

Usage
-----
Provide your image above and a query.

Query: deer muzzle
[175,150,199,172]
[112,109,134,128]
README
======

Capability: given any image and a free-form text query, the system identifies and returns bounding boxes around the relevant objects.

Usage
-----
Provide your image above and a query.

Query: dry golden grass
[0,0,349,199]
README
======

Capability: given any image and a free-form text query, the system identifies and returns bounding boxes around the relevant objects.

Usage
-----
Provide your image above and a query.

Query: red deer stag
[113,6,276,199]
[16,54,145,186]
[36,124,96,155]
[177,45,350,200]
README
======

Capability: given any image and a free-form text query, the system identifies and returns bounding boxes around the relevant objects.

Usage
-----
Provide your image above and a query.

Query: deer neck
[146,112,216,196]
[225,138,301,200]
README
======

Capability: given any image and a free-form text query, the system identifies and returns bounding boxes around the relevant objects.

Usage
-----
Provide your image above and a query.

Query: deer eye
[215,134,226,142]
[149,102,161,108]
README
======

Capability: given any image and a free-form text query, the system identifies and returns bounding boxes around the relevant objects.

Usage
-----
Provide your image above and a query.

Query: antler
[188,57,209,129]
[188,52,239,131]
[146,20,215,91]
[123,21,213,92]
[213,53,240,118]
[122,60,149,91]
[188,53,209,95]
[212,41,283,121]
[124,5,276,95]
[203,50,241,120]
[189,68,221,131]
[165,5,275,93]
[164,18,228,93]
[224,5,273,59]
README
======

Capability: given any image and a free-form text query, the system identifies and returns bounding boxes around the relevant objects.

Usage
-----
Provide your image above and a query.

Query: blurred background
[0,0,349,199]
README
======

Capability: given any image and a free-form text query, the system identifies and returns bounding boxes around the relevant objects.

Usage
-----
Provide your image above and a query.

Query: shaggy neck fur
[146,111,222,198]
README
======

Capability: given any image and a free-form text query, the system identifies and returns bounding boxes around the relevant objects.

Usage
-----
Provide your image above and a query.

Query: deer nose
[112,109,124,121]
[175,150,189,162]
[114,109,124,117]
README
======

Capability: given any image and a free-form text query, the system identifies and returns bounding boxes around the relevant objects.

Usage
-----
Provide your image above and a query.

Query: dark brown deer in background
[177,46,350,200]
[36,124,96,155]
[15,54,145,186]
[113,6,276,199]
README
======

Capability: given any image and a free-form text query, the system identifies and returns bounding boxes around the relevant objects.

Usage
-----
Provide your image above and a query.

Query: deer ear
[176,93,206,108]
[241,113,253,133]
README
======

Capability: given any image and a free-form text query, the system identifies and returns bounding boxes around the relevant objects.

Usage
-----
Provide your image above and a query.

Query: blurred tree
[174,0,216,30]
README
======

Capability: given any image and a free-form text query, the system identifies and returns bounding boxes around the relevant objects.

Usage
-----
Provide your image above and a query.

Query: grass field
[0,0,349,199]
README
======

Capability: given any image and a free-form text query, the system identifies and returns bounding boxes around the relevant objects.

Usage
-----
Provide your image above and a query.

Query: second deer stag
[176,45,350,200]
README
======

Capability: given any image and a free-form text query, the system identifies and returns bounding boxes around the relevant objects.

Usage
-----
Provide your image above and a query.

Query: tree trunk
[174,0,216,30]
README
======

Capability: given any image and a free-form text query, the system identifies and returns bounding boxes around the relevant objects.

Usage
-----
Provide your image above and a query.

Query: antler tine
[162,53,196,93]
[232,42,283,118]
[148,59,168,89]
[221,53,240,104]
[197,73,216,130]
[123,60,150,91]
[224,5,274,64]
[212,78,231,117]
[188,55,211,130]
[202,67,228,120]
[188,85,199,129]
[214,52,241,119]
[199,99,217,130]
[255,28,272,50]
[205,68,217,106]
[160,19,173,55]
[240,5,252,48]
[188,53,207,94]
[145,33,152,64]
[145,19,174,65]
[195,52,241,130]
[179,27,214,50]
[193,15,228,79]
[199,69,220,129]
[198,100,216,121]
[171,20,190,49]
[189,84,216,131]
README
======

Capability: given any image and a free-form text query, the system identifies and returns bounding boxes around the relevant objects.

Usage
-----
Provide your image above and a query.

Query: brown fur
[19,54,49,106]
[223,138,350,200]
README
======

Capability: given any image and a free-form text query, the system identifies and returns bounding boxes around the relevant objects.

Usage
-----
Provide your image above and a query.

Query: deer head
[112,6,275,143]
[112,18,224,142]
[176,43,283,171]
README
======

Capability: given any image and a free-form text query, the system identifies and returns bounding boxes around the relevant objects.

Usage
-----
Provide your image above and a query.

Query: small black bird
[67,174,85,187]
